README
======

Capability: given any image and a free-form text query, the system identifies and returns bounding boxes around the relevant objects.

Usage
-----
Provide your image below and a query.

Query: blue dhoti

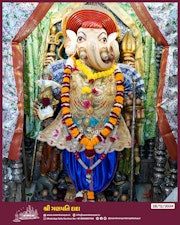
[63,150,117,194]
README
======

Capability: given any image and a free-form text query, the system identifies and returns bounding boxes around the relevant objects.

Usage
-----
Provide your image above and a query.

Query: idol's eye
[77,36,85,42]
[100,37,107,43]
[77,32,86,43]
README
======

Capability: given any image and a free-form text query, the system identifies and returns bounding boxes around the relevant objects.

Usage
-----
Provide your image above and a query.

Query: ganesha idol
[37,5,143,201]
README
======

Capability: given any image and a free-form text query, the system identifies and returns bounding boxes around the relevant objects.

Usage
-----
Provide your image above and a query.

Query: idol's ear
[107,32,117,50]
[66,30,77,42]
[107,32,120,61]
[65,30,77,57]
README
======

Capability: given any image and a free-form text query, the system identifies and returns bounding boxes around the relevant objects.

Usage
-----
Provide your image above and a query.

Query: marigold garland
[76,59,116,81]
[61,64,124,158]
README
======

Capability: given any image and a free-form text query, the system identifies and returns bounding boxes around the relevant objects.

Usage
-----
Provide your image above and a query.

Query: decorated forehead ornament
[62,5,120,37]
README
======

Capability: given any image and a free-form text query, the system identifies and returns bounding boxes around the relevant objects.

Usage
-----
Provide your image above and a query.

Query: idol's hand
[33,99,41,120]
[44,52,56,66]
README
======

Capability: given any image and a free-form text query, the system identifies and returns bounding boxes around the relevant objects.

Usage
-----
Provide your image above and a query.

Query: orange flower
[70,127,79,137]
[61,97,70,103]
[91,137,100,146]
[117,85,124,92]
[63,77,70,83]
[61,87,70,93]
[86,145,94,150]
[64,68,72,74]
[80,137,89,145]
[101,127,111,137]
[112,107,121,115]
[115,96,124,103]
[87,191,94,200]
[65,118,73,126]
[62,107,70,114]
[109,117,117,126]
[115,73,124,81]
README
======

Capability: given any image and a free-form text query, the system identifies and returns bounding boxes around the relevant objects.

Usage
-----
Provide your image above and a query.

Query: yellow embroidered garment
[38,71,131,152]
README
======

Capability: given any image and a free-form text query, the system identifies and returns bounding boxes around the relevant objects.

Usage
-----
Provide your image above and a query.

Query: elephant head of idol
[62,5,121,71]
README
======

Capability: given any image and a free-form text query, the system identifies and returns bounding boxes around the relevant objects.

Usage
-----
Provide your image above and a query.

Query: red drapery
[8,3,54,160]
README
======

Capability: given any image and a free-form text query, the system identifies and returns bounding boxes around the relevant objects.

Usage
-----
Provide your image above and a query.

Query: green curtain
[119,3,157,141]
[142,35,157,140]
[23,2,71,138]
[117,3,157,177]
